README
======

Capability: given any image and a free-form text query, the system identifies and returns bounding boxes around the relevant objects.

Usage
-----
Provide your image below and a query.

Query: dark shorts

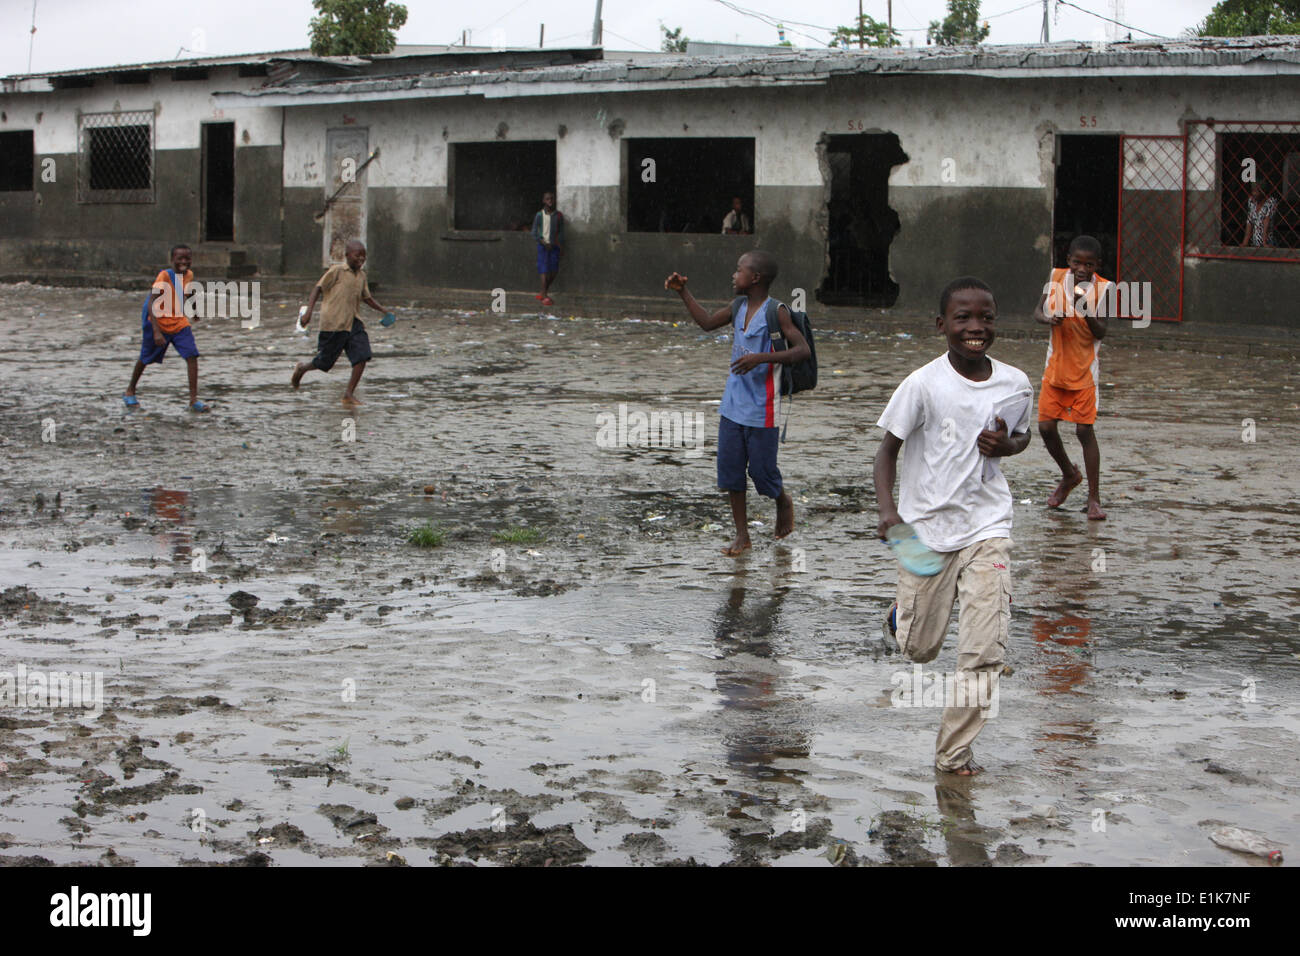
[311,318,372,372]
[536,244,560,275]
[717,415,783,498]
[139,319,199,365]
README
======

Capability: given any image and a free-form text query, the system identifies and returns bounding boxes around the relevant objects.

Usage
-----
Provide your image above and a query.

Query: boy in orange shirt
[1034,235,1109,520]
[123,244,209,412]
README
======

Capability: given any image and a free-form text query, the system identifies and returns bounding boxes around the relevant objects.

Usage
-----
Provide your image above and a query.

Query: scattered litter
[833,369,845,374]
[645,515,666,522]
[265,533,288,544]
[896,332,913,339]
[1019,498,1031,504]
[257,837,275,845]
[525,549,543,556]
[1210,826,1283,862]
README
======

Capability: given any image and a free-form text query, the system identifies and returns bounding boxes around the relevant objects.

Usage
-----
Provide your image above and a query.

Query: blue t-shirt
[719,297,783,429]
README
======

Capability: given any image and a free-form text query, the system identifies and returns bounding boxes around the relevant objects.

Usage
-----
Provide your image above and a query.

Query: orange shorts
[1038,381,1097,425]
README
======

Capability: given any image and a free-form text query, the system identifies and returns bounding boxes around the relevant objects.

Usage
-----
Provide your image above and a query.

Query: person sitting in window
[1242,180,1279,248]
[722,197,752,235]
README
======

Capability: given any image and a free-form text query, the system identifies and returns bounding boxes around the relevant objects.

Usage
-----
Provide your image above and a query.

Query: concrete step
[190,245,258,279]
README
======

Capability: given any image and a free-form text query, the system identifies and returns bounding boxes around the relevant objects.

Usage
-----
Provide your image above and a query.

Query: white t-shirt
[877,354,1034,553]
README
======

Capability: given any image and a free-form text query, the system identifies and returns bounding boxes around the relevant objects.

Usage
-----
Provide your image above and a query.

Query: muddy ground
[1,283,1297,866]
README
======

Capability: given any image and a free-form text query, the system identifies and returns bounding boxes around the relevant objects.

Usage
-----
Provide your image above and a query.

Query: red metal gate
[1117,135,1185,321]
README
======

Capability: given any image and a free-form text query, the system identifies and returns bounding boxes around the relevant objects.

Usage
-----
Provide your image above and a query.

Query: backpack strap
[760,299,795,442]
[729,295,745,325]
[763,298,785,353]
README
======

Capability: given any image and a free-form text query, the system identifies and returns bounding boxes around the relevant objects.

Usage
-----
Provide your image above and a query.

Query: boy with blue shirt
[665,251,810,556]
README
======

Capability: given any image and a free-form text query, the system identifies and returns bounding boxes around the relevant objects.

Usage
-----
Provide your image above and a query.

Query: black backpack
[762,300,817,397]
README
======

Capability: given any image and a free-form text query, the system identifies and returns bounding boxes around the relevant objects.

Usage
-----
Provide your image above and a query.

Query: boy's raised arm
[665,272,731,331]
[874,431,904,539]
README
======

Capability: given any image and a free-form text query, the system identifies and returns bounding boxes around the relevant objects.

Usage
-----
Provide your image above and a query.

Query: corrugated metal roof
[1,45,601,82]
[211,36,1300,106]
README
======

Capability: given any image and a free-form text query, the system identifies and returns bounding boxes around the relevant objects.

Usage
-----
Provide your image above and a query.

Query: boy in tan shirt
[291,240,390,405]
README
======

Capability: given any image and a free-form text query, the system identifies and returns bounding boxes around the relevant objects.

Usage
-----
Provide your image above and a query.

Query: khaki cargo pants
[893,536,1011,772]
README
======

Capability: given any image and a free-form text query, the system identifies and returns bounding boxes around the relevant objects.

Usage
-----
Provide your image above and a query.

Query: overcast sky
[3,0,1224,76]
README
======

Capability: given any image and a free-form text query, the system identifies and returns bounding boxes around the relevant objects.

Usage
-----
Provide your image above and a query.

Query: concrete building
[2,38,1298,324]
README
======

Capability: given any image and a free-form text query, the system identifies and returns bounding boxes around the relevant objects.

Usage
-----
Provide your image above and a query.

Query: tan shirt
[316,263,371,332]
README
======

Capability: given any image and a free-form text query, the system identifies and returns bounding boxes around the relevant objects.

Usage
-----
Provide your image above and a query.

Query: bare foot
[775,492,794,539]
[290,363,308,389]
[1086,497,1107,521]
[1047,465,1082,508]
[342,393,363,406]
[722,536,752,557]
[944,761,983,776]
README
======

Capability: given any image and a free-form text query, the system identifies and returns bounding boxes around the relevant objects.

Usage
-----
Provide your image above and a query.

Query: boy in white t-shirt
[873,276,1033,776]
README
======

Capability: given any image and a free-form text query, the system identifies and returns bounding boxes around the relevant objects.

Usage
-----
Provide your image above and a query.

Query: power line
[471,0,535,36]
[1053,0,1171,39]
[707,0,835,47]
[602,28,657,52]
[983,1,1043,20]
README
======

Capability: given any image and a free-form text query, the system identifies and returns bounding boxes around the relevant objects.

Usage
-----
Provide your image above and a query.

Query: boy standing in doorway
[532,191,564,307]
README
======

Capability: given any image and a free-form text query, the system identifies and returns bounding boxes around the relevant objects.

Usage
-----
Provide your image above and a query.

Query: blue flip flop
[122,395,139,408]
[380,312,396,327]
[189,400,211,413]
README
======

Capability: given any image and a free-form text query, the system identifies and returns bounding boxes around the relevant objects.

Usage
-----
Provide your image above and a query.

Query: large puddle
[1,284,1297,866]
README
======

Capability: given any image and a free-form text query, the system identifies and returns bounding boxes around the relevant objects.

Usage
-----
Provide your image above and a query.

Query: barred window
[78,110,155,203]
[1185,121,1300,260]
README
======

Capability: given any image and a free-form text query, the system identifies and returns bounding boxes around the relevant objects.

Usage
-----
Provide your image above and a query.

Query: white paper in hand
[982,388,1032,482]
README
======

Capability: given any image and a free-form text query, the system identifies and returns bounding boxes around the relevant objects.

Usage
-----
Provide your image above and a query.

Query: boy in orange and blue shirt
[123,243,208,412]
[1034,234,1109,520]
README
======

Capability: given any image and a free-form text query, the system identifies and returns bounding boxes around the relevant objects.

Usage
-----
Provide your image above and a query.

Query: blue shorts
[139,317,199,365]
[536,244,560,275]
[717,415,783,498]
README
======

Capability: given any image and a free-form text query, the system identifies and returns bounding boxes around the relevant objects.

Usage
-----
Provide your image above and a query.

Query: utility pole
[888,1,893,45]
[27,0,39,74]
[859,0,865,49]
[1040,0,1050,43]
[539,23,545,48]
[592,0,603,47]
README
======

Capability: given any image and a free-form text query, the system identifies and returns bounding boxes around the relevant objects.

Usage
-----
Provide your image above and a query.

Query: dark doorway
[818,133,905,308]
[201,122,235,241]
[1053,134,1120,276]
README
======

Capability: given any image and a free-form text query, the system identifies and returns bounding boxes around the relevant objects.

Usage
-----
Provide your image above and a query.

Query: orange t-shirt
[1043,267,1109,391]
[149,270,193,335]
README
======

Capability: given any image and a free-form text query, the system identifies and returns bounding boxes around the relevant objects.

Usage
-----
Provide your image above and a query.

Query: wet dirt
[0,283,1298,866]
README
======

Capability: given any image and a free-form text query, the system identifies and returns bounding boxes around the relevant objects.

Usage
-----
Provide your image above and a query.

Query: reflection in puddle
[146,487,192,560]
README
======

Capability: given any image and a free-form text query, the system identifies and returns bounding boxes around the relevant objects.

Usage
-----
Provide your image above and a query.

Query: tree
[660,25,688,53]
[309,0,409,57]
[1193,0,1300,35]
[829,14,900,48]
[926,0,991,46]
